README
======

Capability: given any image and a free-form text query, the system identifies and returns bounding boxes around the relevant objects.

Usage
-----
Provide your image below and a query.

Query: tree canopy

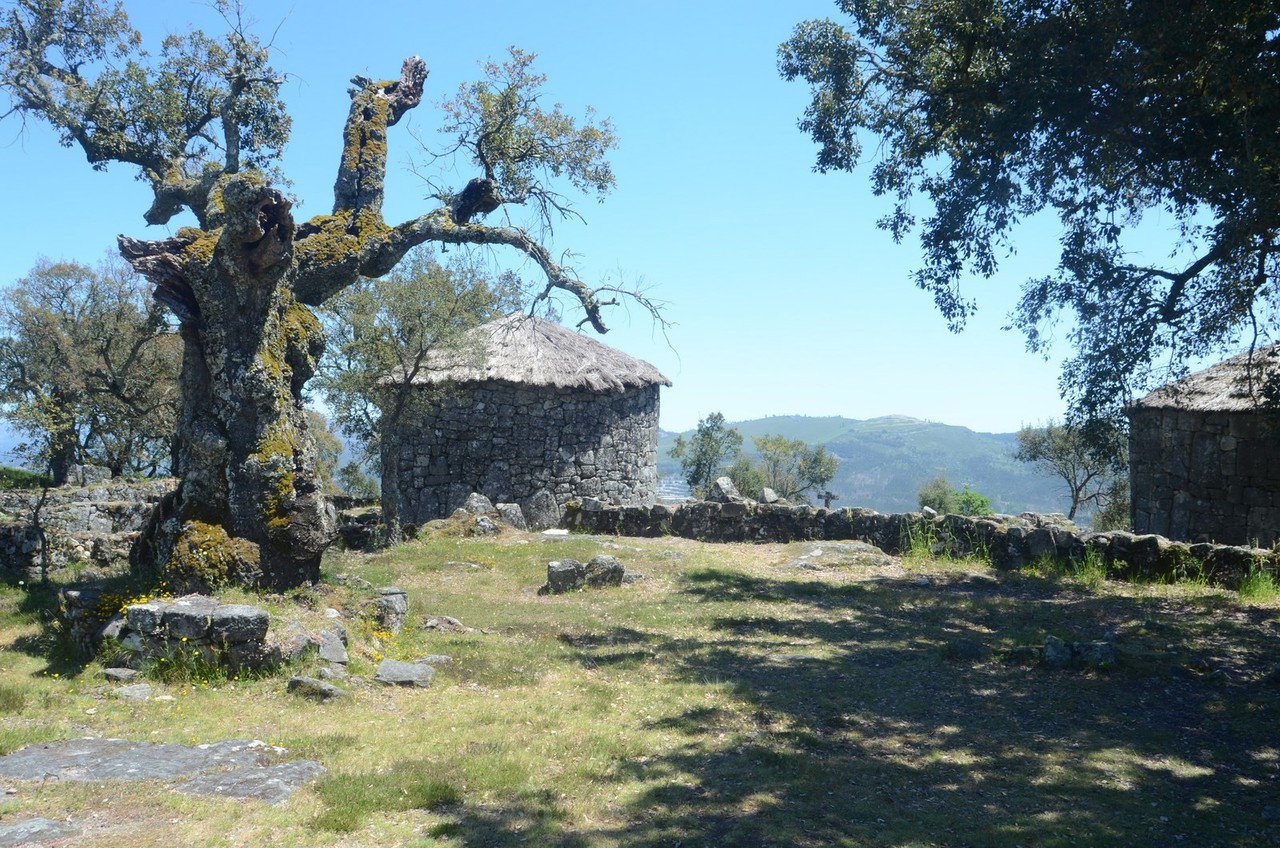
[670,413,743,497]
[0,257,179,482]
[1015,420,1126,522]
[780,1,1280,419]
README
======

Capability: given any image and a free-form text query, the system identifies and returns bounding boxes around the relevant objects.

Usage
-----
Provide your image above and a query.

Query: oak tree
[0,258,179,483]
[1,1,623,589]
[781,2,1280,419]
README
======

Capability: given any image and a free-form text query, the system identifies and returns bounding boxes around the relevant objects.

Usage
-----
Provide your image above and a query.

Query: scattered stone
[178,759,327,805]
[270,624,316,665]
[287,676,351,702]
[318,630,348,665]
[334,573,375,591]
[423,615,471,633]
[471,515,500,536]
[1204,668,1234,685]
[442,560,484,570]
[317,666,349,681]
[102,667,140,683]
[373,587,409,633]
[416,654,453,666]
[621,571,646,585]
[114,683,154,701]
[541,528,570,536]
[0,817,77,846]
[374,659,435,688]
[1043,635,1117,670]
[584,555,626,588]
[495,502,528,530]
[460,492,495,515]
[760,487,782,504]
[1043,636,1074,669]
[705,476,745,503]
[921,506,938,519]
[540,559,586,595]
[912,577,931,587]
[324,607,342,619]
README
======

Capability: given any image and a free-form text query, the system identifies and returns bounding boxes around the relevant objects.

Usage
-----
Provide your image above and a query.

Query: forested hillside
[660,415,1066,515]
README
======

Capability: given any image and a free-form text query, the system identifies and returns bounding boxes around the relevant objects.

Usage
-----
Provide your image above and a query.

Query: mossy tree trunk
[117,58,609,591]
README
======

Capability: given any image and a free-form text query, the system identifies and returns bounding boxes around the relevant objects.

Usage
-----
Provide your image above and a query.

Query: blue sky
[0,0,1094,434]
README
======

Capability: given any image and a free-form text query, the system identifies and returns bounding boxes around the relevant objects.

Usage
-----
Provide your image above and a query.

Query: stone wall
[1129,408,1280,546]
[565,497,1278,587]
[385,382,661,526]
[0,480,173,580]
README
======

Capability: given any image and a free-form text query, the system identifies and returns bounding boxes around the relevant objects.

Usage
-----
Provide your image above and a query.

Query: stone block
[211,604,269,645]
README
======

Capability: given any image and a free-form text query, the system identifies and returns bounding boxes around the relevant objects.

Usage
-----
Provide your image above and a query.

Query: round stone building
[382,314,670,529]
[1127,344,1280,546]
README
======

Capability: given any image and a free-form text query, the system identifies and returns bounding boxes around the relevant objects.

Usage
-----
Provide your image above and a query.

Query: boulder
[373,587,409,633]
[374,659,435,688]
[287,675,350,701]
[522,489,561,531]
[540,559,585,594]
[584,555,626,588]
[706,476,744,503]
[460,492,495,515]
[495,502,528,530]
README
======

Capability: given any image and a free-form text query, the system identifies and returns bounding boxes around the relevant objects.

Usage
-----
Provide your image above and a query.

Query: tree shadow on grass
[560,567,1280,847]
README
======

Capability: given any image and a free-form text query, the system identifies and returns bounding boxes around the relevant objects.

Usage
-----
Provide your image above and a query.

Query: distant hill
[659,414,1066,515]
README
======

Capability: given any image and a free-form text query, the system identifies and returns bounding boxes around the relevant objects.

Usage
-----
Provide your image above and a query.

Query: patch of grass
[0,532,1276,847]
[0,683,26,714]
[310,761,461,833]
[1072,547,1110,590]
[1237,566,1279,601]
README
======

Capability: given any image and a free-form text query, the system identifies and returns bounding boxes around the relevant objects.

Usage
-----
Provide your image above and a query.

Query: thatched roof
[405,314,670,392]
[1130,344,1280,412]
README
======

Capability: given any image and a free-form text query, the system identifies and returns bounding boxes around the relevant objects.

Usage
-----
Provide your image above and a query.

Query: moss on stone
[163,520,261,594]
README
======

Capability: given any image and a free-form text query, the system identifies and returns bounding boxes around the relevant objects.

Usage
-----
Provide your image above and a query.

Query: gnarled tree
[1,1,620,590]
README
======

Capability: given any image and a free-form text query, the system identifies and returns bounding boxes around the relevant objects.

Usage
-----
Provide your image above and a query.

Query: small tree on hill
[752,434,838,504]
[1014,421,1126,521]
[670,413,742,497]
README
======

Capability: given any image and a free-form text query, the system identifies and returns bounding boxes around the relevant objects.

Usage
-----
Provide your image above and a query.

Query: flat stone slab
[0,817,77,846]
[178,759,327,805]
[0,738,321,803]
[374,659,435,687]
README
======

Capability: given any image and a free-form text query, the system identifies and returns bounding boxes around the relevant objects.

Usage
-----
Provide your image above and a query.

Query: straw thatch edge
[1130,343,1280,412]
[402,314,670,392]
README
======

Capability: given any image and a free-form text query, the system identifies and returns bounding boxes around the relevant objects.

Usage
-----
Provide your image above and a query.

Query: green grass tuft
[311,761,461,833]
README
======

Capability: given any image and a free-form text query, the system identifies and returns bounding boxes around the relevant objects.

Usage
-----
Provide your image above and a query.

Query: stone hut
[1127,345,1280,545]
[383,314,670,528]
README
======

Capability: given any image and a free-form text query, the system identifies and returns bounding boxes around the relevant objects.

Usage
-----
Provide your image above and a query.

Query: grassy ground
[0,530,1277,847]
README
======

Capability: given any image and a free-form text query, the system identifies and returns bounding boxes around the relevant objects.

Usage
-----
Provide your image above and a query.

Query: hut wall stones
[1128,345,1280,546]
[383,315,669,527]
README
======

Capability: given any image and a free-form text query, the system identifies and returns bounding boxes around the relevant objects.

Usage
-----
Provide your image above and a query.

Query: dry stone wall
[386,383,661,526]
[565,497,1278,587]
[1129,408,1280,546]
[0,480,173,579]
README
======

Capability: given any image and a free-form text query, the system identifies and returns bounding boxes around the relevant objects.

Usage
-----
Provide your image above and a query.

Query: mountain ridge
[658,414,1065,515]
